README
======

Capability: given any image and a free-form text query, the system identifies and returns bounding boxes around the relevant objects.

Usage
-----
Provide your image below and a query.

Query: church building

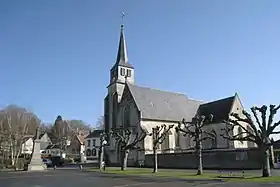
[104,24,255,166]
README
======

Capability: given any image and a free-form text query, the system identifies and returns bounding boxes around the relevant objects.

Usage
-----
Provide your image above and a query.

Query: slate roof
[197,95,236,123]
[127,83,203,122]
[86,130,104,139]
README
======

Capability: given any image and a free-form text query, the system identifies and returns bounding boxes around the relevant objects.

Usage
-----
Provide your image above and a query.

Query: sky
[1,1,280,130]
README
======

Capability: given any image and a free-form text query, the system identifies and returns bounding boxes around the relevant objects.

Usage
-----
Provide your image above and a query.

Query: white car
[42,159,52,167]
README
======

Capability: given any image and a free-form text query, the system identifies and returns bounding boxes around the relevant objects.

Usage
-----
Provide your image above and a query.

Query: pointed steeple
[111,25,134,70]
[116,25,128,64]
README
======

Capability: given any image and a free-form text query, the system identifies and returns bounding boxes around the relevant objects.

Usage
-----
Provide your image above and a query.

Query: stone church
[104,24,255,166]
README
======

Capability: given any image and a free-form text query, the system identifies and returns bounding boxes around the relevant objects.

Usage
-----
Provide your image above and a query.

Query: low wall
[144,148,263,170]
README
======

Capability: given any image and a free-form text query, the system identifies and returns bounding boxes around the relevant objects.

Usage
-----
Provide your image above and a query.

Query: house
[21,132,52,155]
[43,144,62,157]
[21,135,34,155]
[66,133,87,158]
[104,24,257,166]
[85,130,104,160]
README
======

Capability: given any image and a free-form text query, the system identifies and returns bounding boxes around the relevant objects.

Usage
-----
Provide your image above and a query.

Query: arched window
[112,93,118,129]
[123,106,130,128]
[246,126,255,147]
[211,130,217,149]
[92,149,96,157]
[238,127,243,143]
[86,149,91,157]
[163,131,172,151]
[175,131,180,148]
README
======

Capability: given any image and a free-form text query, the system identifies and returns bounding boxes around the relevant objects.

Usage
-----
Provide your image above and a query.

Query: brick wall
[144,148,263,170]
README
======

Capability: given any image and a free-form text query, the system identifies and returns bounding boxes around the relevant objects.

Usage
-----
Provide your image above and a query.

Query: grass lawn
[88,167,280,183]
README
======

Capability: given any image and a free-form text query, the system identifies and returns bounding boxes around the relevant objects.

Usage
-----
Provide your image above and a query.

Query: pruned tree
[99,132,108,171]
[110,126,150,170]
[152,124,174,173]
[221,105,280,177]
[176,114,214,175]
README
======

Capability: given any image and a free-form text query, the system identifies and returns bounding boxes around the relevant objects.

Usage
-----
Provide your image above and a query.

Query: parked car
[42,159,52,167]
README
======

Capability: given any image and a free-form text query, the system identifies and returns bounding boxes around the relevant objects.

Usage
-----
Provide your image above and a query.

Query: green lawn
[88,167,280,183]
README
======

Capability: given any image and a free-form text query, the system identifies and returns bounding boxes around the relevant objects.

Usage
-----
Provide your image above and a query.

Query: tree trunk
[196,142,203,175]
[262,149,271,177]
[10,140,15,167]
[153,147,158,173]
[99,146,104,171]
[121,150,129,171]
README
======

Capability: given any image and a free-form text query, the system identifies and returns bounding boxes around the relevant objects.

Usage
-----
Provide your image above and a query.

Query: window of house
[86,149,91,156]
[121,68,125,76]
[92,149,96,156]
[87,140,91,147]
[127,69,131,77]
[92,139,96,146]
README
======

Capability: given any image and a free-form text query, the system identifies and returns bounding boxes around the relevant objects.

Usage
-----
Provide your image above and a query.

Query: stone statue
[36,126,40,140]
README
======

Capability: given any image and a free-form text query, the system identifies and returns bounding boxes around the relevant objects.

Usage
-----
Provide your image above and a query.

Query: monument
[27,127,46,171]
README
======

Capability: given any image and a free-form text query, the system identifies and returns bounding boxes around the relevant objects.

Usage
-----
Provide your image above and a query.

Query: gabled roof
[86,130,104,139]
[76,135,85,145]
[23,135,34,142]
[45,144,60,149]
[126,83,203,122]
[198,95,236,123]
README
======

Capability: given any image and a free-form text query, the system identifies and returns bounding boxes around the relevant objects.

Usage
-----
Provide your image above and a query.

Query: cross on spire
[121,12,125,25]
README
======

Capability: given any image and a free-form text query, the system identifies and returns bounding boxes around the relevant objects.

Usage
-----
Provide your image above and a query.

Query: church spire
[111,22,134,70]
[116,24,128,64]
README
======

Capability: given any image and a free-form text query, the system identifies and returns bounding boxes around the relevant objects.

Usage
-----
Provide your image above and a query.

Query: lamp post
[99,133,107,171]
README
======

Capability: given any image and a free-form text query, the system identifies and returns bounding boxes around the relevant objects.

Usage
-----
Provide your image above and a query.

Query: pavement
[0,168,279,187]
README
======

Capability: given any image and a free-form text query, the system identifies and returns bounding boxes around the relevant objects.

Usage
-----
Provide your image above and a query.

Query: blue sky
[1,1,280,128]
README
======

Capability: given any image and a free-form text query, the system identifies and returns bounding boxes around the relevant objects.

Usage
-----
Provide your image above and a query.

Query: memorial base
[27,139,46,171]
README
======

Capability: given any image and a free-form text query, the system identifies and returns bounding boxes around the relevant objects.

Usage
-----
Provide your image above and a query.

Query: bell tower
[106,22,135,133]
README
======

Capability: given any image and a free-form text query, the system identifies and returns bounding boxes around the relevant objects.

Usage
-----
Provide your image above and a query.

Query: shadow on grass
[93,171,224,184]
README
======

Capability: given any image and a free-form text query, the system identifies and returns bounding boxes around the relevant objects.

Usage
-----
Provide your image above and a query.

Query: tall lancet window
[112,93,118,129]
[238,127,243,144]
[175,131,180,148]
[123,106,130,128]
[211,130,217,149]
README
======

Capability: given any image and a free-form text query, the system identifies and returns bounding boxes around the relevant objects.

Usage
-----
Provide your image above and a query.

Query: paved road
[0,169,279,187]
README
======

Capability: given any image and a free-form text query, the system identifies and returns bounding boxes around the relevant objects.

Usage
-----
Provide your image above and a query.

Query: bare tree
[221,105,280,177]
[176,114,214,175]
[152,124,174,173]
[110,126,150,170]
[0,112,30,170]
[96,116,104,130]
